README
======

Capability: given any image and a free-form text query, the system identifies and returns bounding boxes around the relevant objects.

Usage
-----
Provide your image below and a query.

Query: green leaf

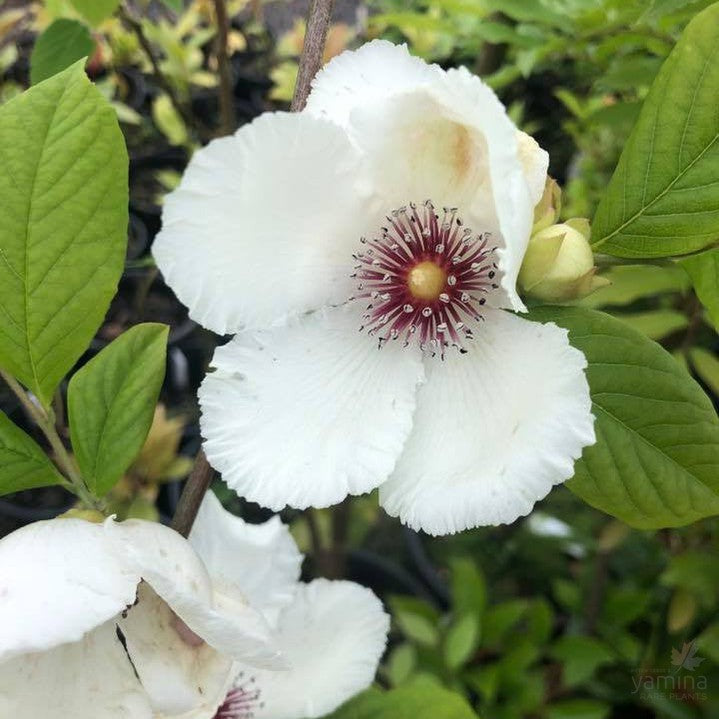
[394,609,440,647]
[679,248,719,329]
[616,309,688,340]
[68,324,168,496]
[385,643,417,687]
[661,550,719,603]
[579,264,689,309]
[690,348,719,396]
[0,61,128,407]
[530,306,719,528]
[591,3,719,257]
[30,19,94,85]
[160,0,185,12]
[445,614,480,671]
[483,600,528,647]
[546,699,610,719]
[550,636,614,686]
[70,0,121,26]
[0,410,64,496]
[450,557,487,618]
[697,622,719,663]
[328,679,478,719]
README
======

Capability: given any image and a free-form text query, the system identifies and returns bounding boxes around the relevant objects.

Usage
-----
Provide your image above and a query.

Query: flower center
[351,201,499,355]
[213,675,261,719]
[407,261,447,301]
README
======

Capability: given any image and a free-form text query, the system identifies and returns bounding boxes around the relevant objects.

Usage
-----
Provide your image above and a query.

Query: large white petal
[117,583,233,718]
[190,491,302,621]
[153,111,373,334]
[107,519,281,670]
[352,71,534,312]
[307,41,536,313]
[0,621,152,719]
[305,40,437,127]
[380,310,595,535]
[0,518,137,662]
[244,580,389,719]
[199,304,424,511]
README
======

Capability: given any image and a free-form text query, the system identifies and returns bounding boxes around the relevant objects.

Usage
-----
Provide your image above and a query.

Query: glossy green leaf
[591,3,719,257]
[530,306,719,528]
[30,19,94,85]
[679,248,719,329]
[0,411,64,496]
[70,0,121,26]
[328,679,478,719]
[68,324,168,496]
[0,61,128,407]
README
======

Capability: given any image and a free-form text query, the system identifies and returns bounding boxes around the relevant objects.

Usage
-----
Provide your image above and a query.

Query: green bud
[532,177,562,233]
[519,219,609,302]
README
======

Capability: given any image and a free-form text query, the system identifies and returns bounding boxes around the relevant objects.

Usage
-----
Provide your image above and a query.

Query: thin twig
[118,5,198,136]
[212,0,236,135]
[171,450,214,537]
[290,0,334,111]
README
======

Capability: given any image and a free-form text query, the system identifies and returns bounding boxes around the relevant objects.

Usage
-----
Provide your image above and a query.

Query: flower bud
[532,177,562,233]
[519,218,609,302]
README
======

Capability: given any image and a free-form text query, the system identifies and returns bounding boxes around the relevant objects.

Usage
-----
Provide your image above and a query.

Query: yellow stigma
[407,261,447,301]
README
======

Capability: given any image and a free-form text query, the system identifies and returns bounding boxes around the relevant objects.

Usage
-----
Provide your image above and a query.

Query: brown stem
[171,450,215,537]
[290,0,334,111]
[118,5,198,137]
[212,0,236,135]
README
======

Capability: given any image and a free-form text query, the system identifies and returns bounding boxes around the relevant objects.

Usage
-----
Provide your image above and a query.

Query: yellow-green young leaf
[0,411,64,496]
[70,0,121,26]
[616,309,688,340]
[68,324,168,496]
[579,264,689,309]
[444,613,480,671]
[530,306,719,528]
[679,248,719,329]
[450,557,487,618]
[591,3,719,257]
[30,19,94,85]
[690,348,719,396]
[327,679,479,719]
[0,61,128,407]
[394,610,439,647]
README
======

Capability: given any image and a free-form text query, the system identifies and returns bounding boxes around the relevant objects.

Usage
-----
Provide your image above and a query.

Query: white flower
[183,491,390,719]
[0,516,280,718]
[153,41,595,535]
